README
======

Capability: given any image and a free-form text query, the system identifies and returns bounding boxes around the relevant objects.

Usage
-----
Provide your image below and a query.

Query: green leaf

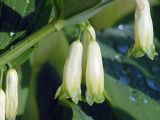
[17,62,31,116]
[0,0,35,49]
[53,0,112,24]
[55,0,100,19]
[21,67,40,120]
[61,100,94,120]
[0,0,52,52]
[104,74,160,120]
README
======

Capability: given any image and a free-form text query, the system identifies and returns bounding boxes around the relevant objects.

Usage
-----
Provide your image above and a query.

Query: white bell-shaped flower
[86,40,105,105]
[55,40,83,104]
[0,89,5,120]
[82,24,95,83]
[5,68,18,120]
[128,0,157,59]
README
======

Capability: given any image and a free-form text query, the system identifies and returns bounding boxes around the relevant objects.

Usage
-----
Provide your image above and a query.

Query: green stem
[0,21,60,67]
[0,68,3,88]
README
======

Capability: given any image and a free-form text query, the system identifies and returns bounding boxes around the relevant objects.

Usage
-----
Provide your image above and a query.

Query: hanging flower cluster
[55,24,105,105]
[128,0,157,59]
[0,68,18,120]
[55,0,158,106]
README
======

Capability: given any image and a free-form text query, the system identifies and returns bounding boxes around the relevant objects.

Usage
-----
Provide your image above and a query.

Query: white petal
[6,69,18,120]
[0,89,5,120]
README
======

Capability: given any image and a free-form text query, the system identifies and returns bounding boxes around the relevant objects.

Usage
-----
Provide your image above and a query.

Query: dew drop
[143,99,148,104]
[9,32,16,37]
[129,95,136,102]
[118,24,124,30]
[114,54,122,62]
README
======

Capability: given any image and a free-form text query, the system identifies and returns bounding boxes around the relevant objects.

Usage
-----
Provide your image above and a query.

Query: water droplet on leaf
[9,32,16,37]
[118,25,124,30]
[114,54,122,62]
[129,95,136,102]
[143,99,148,104]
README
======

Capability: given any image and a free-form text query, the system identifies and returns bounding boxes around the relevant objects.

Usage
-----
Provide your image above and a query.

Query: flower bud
[0,89,5,120]
[86,24,96,41]
[82,29,91,71]
[128,0,157,60]
[82,25,95,83]
[86,41,105,105]
[5,68,18,120]
[55,40,83,104]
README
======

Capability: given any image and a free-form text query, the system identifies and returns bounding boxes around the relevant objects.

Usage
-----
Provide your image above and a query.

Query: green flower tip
[86,92,105,106]
[70,89,81,104]
[54,86,81,104]
[127,44,157,60]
